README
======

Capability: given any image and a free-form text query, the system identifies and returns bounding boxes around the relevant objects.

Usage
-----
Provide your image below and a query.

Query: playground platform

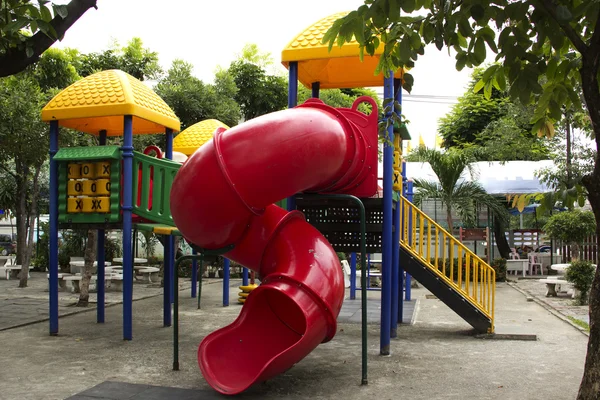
[0,276,589,400]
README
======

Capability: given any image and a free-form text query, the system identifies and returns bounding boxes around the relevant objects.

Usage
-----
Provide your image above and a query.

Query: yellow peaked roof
[41,69,180,135]
[281,12,403,89]
[173,119,229,156]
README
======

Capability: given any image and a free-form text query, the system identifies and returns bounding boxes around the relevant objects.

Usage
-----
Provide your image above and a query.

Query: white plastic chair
[341,260,361,288]
[529,253,543,275]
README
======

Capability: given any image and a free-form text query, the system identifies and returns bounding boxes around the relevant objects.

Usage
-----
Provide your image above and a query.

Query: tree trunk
[571,242,581,262]
[77,229,97,307]
[493,216,510,259]
[19,165,42,287]
[577,183,600,398]
[14,163,29,287]
[446,206,453,235]
[566,114,572,187]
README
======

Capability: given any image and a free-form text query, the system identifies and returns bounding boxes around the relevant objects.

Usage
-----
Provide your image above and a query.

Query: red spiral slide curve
[169,97,378,394]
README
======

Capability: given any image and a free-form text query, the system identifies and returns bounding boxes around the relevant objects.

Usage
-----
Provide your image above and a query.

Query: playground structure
[42,69,185,339]
[40,11,497,397]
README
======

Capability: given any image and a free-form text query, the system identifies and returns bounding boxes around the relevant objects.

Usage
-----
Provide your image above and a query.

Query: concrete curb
[507,282,590,337]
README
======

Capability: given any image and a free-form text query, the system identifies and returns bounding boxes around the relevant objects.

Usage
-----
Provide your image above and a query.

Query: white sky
[52,0,474,147]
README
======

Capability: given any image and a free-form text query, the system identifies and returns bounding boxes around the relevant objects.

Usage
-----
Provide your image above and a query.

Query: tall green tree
[0,75,48,287]
[409,147,508,234]
[325,2,600,397]
[0,0,97,77]
[439,68,551,161]
[156,59,240,129]
[74,37,162,81]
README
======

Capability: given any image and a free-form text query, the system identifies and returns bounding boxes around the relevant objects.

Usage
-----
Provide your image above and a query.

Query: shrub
[491,258,507,282]
[565,260,596,305]
[543,210,596,260]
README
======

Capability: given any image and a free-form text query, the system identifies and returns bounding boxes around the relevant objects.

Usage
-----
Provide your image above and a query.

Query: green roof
[54,146,121,161]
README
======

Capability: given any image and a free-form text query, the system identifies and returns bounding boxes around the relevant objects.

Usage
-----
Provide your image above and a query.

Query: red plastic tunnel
[170,97,378,395]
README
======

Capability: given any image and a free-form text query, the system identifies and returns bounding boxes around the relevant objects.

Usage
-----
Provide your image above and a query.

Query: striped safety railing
[399,195,495,331]
[132,151,181,226]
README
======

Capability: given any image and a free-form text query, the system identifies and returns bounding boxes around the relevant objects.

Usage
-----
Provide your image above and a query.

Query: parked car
[0,234,16,256]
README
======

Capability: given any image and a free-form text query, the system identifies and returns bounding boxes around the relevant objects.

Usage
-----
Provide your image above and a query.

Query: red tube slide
[170,97,378,395]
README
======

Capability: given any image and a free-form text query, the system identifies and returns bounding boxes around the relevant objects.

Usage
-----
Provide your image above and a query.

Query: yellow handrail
[399,195,495,332]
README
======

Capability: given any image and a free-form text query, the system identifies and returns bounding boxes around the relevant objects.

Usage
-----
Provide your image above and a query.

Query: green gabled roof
[54,146,121,161]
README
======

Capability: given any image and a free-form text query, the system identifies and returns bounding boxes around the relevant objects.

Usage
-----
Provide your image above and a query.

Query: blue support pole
[350,252,357,300]
[286,61,298,212]
[223,258,230,306]
[122,116,134,340]
[242,267,249,286]
[49,121,59,336]
[191,249,197,298]
[164,237,172,326]
[165,129,175,305]
[97,130,107,324]
[391,78,403,335]
[311,82,320,98]
[380,72,394,355]
[406,180,414,301]
[399,160,407,322]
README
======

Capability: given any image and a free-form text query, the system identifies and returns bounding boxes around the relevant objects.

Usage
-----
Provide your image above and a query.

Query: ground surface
[0,272,590,400]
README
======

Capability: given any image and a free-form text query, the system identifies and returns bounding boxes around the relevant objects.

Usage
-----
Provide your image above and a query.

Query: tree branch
[0,0,97,78]
[536,0,587,54]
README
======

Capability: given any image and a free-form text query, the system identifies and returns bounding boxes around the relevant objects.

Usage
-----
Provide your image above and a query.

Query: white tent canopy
[378,160,555,195]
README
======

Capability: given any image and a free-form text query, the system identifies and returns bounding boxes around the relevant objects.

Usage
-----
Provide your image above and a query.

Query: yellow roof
[281,12,403,89]
[41,69,180,135]
[173,119,229,156]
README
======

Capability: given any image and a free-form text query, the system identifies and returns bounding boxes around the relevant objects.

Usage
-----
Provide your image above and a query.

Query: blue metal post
[122,116,134,340]
[191,248,197,298]
[406,179,414,301]
[223,258,230,306]
[97,130,107,324]
[311,82,320,98]
[391,79,403,336]
[380,72,394,355]
[350,252,357,299]
[49,121,59,335]
[242,267,249,286]
[286,61,298,212]
[165,129,175,305]
[399,160,407,322]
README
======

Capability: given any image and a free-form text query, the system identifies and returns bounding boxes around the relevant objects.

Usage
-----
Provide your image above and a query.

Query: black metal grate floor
[66,381,220,400]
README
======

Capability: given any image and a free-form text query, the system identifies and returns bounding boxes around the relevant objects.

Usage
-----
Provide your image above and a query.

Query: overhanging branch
[0,0,97,78]
[537,0,587,54]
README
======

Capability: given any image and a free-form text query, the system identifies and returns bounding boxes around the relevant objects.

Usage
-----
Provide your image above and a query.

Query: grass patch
[567,316,590,332]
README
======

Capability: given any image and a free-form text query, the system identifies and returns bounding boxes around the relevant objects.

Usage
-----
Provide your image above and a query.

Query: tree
[298,86,383,113]
[0,0,97,77]
[439,68,551,161]
[325,2,600,397]
[544,209,596,262]
[227,60,287,121]
[0,75,48,287]
[409,147,508,235]
[156,59,241,129]
[74,38,162,81]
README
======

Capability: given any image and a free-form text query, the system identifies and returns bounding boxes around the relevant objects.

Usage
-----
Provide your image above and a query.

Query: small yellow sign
[67,163,82,179]
[96,161,110,178]
[95,179,111,196]
[67,197,84,213]
[81,163,96,179]
[82,197,110,213]
[393,171,402,192]
[67,180,83,196]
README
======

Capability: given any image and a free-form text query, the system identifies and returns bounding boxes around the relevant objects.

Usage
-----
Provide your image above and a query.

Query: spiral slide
[170,97,378,395]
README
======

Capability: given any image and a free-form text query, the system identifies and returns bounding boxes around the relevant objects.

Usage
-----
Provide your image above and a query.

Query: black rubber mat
[66,381,221,400]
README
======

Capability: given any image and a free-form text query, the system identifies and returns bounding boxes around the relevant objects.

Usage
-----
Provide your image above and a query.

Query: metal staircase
[398,196,495,333]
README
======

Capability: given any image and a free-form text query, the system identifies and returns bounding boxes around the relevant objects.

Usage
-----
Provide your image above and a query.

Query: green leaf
[473,37,486,64]
[402,72,414,93]
[40,4,52,22]
[388,0,401,21]
[401,0,416,13]
[470,5,485,21]
[495,68,506,91]
[473,79,485,93]
[546,59,558,80]
[555,5,572,22]
[52,4,68,19]
[353,17,365,44]
[483,80,493,99]
[25,45,34,58]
